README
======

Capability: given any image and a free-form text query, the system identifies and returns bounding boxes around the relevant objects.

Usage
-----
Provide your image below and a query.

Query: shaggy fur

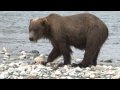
[29,13,108,67]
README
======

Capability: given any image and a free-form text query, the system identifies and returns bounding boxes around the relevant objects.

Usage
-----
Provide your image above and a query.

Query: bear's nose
[29,37,34,41]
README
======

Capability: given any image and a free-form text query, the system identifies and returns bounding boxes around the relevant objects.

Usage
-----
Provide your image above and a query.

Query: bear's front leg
[41,47,61,66]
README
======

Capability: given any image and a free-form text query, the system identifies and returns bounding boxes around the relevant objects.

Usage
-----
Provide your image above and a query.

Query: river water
[0,11,120,62]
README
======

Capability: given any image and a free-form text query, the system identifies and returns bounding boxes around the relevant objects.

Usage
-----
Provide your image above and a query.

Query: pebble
[18,55,27,60]
[2,47,7,53]
[7,68,15,75]
[0,73,5,79]
[111,75,120,79]
[20,71,26,76]
[5,53,10,56]
[54,70,61,75]
[75,67,83,72]
[1,50,120,79]
[90,74,95,79]
[20,51,27,55]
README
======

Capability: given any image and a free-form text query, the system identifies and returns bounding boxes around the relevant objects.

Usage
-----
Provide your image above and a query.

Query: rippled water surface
[0,11,120,61]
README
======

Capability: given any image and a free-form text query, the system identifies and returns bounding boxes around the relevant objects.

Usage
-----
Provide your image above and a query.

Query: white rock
[2,47,7,53]
[60,77,67,79]
[85,67,91,70]
[13,72,19,76]
[90,74,95,79]
[55,70,61,75]
[75,67,82,72]
[107,66,113,69]
[20,71,26,76]
[9,63,17,68]
[17,76,24,79]
[21,51,27,55]
[63,65,69,71]
[66,76,73,79]
[84,72,91,77]
[0,72,9,79]
[5,53,10,56]
[0,51,5,54]
[106,70,115,75]
[18,55,26,60]
[0,73,5,79]
[69,71,75,76]
[30,71,37,76]
[102,65,108,69]
[96,65,102,69]
[8,68,15,75]
[3,55,10,59]
[111,75,120,79]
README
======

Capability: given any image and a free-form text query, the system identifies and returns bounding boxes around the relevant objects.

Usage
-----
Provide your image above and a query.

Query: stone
[20,51,27,55]
[9,63,17,67]
[20,71,26,76]
[8,68,15,75]
[17,76,24,79]
[54,70,61,75]
[0,73,5,79]
[104,60,112,63]
[18,55,26,60]
[90,74,95,79]
[13,72,19,76]
[66,76,73,79]
[0,72,9,79]
[111,75,120,79]
[2,47,7,53]
[5,52,10,56]
[0,51,5,54]
[75,67,83,72]
[85,67,91,70]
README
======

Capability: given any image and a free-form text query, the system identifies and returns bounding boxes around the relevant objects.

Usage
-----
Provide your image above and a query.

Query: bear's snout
[29,37,34,41]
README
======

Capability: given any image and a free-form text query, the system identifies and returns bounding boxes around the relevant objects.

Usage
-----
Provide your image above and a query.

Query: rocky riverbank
[0,47,120,79]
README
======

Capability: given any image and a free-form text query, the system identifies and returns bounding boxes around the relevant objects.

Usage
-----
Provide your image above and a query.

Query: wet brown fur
[29,13,108,67]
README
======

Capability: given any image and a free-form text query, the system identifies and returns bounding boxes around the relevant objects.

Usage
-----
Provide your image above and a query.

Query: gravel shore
[0,47,120,79]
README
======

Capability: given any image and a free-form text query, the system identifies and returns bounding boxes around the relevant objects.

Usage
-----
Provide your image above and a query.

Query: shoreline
[0,47,120,79]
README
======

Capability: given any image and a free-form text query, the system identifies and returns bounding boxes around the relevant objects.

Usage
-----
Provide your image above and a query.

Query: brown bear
[29,13,108,67]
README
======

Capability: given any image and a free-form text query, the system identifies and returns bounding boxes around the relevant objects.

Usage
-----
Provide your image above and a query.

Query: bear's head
[29,18,49,42]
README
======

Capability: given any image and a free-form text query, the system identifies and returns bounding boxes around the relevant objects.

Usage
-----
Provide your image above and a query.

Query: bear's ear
[41,18,48,26]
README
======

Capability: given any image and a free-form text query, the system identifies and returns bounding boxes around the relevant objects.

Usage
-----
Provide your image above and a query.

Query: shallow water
[0,11,120,62]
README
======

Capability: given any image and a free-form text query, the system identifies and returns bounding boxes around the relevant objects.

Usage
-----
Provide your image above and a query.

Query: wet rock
[8,68,15,75]
[20,71,26,76]
[27,60,36,65]
[17,76,24,79]
[5,52,10,56]
[75,67,83,72]
[9,63,18,68]
[111,75,120,79]
[54,70,61,75]
[2,47,7,53]
[66,76,73,79]
[104,60,112,63]
[29,50,40,57]
[0,73,6,79]
[18,55,27,60]
[90,74,95,79]
[100,59,112,63]
[20,51,27,55]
